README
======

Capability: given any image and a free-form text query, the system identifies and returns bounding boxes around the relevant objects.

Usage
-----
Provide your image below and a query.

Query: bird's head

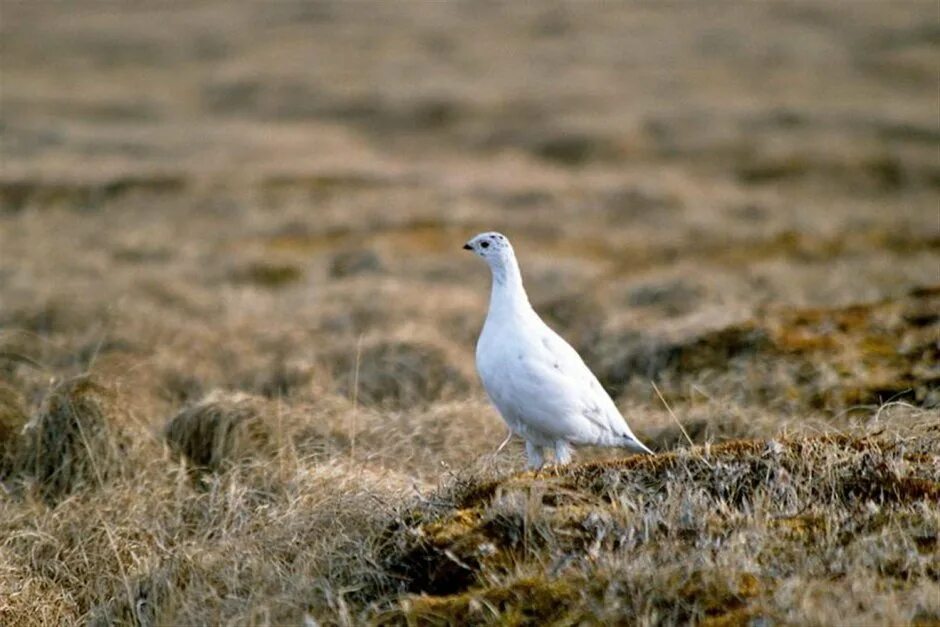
[463,232,514,266]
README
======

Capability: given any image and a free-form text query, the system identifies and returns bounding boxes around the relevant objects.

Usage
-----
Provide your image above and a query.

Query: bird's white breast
[476,312,531,433]
[477,310,585,443]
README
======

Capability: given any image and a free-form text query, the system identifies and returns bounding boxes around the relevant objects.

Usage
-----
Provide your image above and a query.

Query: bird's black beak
[463,243,473,250]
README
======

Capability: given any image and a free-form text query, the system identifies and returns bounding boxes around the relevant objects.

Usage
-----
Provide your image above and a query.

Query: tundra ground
[1,2,938,624]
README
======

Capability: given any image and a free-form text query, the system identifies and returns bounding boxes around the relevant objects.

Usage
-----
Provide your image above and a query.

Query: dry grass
[0,382,28,462]
[329,339,472,410]
[378,416,939,625]
[5,376,134,504]
[164,391,290,476]
[1,1,938,625]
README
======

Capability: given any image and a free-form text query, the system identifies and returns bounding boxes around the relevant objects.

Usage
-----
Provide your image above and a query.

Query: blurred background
[1,1,938,465]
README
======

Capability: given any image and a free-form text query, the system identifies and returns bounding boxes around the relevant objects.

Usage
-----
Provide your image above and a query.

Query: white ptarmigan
[464,231,653,469]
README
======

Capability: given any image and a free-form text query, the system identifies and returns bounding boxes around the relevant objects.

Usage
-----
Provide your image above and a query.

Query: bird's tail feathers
[623,435,654,455]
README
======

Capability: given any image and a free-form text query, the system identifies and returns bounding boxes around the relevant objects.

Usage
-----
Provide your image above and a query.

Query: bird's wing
[534,326,636,435]
[499,321,636,444]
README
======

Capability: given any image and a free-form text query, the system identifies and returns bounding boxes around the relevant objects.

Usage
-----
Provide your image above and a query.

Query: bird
[464,231,653,469]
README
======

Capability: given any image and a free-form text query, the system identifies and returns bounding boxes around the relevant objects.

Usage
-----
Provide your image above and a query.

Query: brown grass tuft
[330,340,471,408]
[10,376,131,503]
[231,260,305,287]
[0,381,29,465]
[163,390,286,474]
[329,248,384,278]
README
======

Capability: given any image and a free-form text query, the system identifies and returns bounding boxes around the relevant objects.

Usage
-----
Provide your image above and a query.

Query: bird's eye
[481,241,490,249]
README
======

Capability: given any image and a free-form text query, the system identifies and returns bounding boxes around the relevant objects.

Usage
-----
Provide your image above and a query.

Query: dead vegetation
[163,390,291,475]
[380,419,939,625]
[0,174,187,213]
[0,382,28,467]
[589,285,940,412]
[5,376,133,504]
[1,1,938,624]
[330,340,472,409]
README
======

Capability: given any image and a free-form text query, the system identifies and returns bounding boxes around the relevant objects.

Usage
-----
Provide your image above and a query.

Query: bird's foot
[532,463,566,478]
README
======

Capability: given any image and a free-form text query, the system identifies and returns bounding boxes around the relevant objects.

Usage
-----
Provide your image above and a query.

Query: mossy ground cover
[381,426,939,624]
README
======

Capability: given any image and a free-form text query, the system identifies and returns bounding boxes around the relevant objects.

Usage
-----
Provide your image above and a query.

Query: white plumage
[464,231,653,469]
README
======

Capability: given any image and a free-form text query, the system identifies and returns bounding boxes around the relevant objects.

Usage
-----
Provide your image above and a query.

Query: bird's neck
[488,256,531,318]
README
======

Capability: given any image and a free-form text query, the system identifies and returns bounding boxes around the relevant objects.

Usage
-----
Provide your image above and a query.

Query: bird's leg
[554,440,572,466]
[494,430,513,454]
[486,430,514,469]
[525,441,545,472]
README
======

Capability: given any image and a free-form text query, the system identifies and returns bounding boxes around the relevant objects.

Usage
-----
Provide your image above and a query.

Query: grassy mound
[0,381,28,446]
[10,376,131,503]
[164,391,288,474]
[766,285,939,408]
[331,340,470,409]
[230,260,305,288]
[592,286,940,411]
[0,382,29,474]
[380,418,940,624]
